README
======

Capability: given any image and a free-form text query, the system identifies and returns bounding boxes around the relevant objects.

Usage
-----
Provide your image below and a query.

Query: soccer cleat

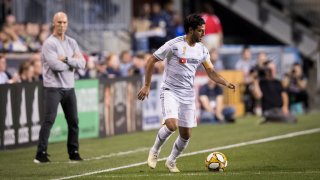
[165,160,180,173]
[69,151,83,161]
[147,149,159,169]
[33,151,51,163]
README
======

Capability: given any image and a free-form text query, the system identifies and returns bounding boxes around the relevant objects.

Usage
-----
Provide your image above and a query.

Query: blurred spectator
[18,60,34,83]
[0,54,18,84]
[172,12,184,37]
[2,14,28,52]
[247,51,268,115]
[199,79,235,123]
[0,30,12,51]
[0,55,9,83]
[236,46,254,114]
[282,63,309,113]
[98,53,121,78]
[0,13,49,52]
[106,53,121,78]
[14,23,28,43]
[250,52,268,80]
[201,3,223,50]
[149,2,168,51]
[0,0,12,28]
[80,54,98,79]
[251,61,296,123]
[30,52,42,81]
[131,3,151,53]
[162,0,176,40]
[209,48,224,71]
[235,46,254,82]
[119,50,133,77]
[25,22,41,51]
[128,53,146,76]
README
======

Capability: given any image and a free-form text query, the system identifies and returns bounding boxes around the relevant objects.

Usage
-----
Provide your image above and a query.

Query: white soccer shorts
[160,89,197,128]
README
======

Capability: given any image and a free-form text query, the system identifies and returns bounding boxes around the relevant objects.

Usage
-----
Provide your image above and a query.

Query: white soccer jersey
[154,36,210,104]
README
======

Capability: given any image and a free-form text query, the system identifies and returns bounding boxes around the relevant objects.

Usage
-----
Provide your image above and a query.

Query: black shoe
[69,151,83,161]
[34,151,50,163]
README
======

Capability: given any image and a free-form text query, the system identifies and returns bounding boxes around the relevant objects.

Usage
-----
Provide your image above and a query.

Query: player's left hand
[226,83,236,91]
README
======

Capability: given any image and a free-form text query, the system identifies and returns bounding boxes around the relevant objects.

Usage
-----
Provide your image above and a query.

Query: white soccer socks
[151,126,174,153]
[148,126,174,169]
[166,136,190,172]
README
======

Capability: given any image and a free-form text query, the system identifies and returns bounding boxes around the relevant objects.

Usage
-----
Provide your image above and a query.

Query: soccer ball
[205,152,228,172]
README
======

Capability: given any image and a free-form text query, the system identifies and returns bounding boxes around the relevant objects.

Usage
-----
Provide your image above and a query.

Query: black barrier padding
[0,82,43,150]
[99,76,143,137]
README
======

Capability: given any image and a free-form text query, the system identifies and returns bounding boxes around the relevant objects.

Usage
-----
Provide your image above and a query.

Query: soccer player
[137,14,235,172]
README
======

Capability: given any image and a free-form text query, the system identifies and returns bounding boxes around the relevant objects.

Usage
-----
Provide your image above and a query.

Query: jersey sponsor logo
[179,58,187,64]
[179,58,199,65]
[187,58,199,64]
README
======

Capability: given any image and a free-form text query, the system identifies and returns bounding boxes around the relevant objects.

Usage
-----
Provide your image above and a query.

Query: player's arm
[202,59,235,90]
[137,55,159,100]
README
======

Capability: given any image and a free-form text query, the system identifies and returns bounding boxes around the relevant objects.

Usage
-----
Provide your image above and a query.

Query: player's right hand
[137,85,150,101]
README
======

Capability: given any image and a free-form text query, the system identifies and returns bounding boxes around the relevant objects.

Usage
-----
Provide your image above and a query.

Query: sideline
[50,147,149,164]
[52,128,320,180]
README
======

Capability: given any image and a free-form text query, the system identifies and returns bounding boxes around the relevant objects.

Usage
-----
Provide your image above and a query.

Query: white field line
[84,147,149,161]
[95,171,320,178]
[52,128,320,180]
[50,147,149,164]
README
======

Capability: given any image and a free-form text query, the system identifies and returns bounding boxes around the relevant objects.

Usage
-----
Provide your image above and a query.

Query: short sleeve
[202,46,210,63]
[153,42,172,61]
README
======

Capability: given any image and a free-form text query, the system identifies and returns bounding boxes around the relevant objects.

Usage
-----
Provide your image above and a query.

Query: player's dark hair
[183,14,205,34]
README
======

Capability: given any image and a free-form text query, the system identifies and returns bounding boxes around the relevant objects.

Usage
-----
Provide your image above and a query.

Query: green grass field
[1,112,320,180]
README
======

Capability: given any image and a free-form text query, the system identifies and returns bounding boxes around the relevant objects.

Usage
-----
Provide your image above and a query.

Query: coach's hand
[73,53,82,59]
[138,85,150,101]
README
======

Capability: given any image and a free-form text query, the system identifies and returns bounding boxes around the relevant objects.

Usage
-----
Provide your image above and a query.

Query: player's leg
[148,90,178,169]
[165,102,195,172]
[150,118,177,154]
[165,127,191,172]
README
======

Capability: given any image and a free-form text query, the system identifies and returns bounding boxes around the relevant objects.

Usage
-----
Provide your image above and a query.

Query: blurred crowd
[131,1,184,53]
[234,46,308,120]
[0,50,165,83]
[0,0,309,121]
[198,45,309,124]
[0,14,50,52]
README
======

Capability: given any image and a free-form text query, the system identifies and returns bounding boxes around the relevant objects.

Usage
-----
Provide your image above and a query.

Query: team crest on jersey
[183,46,186,55]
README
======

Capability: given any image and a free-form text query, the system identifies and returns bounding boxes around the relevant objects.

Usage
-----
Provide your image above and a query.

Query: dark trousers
[37,87,79,155]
